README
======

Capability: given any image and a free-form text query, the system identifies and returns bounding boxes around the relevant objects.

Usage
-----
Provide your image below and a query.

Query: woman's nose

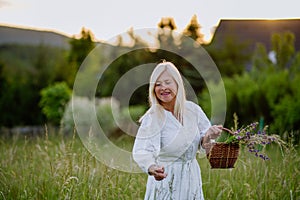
[160,84,167,90]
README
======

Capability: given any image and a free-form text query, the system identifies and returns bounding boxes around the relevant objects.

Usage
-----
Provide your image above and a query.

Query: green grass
[0,132,299,200]
[200,144,300,200]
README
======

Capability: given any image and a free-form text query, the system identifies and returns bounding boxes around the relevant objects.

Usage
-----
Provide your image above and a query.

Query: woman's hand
[206,125,223,139]
[148,164,167,181]
[201,125,223,148]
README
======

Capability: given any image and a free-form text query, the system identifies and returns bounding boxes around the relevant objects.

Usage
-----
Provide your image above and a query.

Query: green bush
[272,74,300,141]
[198,69,299,142]
[39,82,71,125]
[198,32,300,144]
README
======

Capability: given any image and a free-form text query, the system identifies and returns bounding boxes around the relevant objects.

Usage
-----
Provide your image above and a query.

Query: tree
[158,17,177,30]
[252,43,273,71]
[32,44,54,89]
[0,62,5,95]
[271,31,295,70]
[183,14,205,44]
[157,17,178,50]
[69,27,95,65]
[0,62,8,126]
[67,27,96,87]
[207,31,300,142]
[205,36,251,76]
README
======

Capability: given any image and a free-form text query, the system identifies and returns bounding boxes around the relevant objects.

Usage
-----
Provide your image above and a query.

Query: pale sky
[0,0,299,42]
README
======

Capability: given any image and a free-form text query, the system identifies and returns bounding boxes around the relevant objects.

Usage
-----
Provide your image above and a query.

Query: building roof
[209,19,300,52]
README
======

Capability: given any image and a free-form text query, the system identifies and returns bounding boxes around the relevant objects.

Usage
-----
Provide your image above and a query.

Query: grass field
[0,131,299,200]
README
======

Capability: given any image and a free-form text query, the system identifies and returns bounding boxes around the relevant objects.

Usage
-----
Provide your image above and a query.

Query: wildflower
[216,117,285,161]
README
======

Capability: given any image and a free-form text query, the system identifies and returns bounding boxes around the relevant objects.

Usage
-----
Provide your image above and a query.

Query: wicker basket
[205,128,240,169]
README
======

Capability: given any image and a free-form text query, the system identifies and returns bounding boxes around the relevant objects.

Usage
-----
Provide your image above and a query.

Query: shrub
[39,82,71,125]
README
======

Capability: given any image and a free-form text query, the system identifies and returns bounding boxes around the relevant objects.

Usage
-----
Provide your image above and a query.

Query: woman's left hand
[206,125,223,139]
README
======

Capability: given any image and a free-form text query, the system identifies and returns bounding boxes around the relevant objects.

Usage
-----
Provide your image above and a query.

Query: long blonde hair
[140,61,186,124]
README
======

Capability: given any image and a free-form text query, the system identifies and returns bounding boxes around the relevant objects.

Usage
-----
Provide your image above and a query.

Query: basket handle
[221,127,234,135]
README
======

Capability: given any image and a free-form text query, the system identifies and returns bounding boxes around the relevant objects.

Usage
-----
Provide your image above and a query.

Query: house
[209,19,300,52]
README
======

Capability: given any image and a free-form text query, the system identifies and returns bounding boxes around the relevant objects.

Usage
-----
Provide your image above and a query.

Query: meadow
[0,130,299,200]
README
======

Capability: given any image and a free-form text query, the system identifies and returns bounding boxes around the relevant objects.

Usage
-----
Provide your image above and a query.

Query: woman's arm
[132,114,161,174]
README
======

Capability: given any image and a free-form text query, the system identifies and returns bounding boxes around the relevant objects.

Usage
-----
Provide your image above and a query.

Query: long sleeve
[194,103,211,151]
[132,114,161,173]
[185,101,211,150]
[186,101,211,137]
[196,105,211,138]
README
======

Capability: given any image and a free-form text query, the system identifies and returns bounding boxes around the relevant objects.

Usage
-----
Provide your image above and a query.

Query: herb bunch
[216,114,285,160]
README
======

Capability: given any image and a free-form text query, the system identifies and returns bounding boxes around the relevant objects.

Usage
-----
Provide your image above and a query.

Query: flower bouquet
[205,115,285,169]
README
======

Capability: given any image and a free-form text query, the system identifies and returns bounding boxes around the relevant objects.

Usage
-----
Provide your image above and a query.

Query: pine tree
[66,27,96,86]
[157,17,177,50]
[183,14,204,44]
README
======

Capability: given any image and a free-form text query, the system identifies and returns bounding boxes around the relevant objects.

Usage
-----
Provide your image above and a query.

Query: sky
[0,0,299,42]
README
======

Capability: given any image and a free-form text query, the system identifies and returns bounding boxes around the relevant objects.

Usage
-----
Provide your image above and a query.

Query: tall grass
[0,132,145,200]
[199,144,300,200]
[0,131,299,200]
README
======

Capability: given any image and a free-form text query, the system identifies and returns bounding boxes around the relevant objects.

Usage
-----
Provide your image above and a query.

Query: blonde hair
[140,61,186,124]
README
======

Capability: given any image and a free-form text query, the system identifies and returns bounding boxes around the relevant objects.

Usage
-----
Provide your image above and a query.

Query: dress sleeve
[193,104,211,151]
[132,114,161,173]
[195,104,211,139]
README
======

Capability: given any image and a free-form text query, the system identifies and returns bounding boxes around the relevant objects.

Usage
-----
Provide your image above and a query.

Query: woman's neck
[161,100,175,114]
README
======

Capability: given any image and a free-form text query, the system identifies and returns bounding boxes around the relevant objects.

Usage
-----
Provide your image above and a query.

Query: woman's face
[154,70,178,105]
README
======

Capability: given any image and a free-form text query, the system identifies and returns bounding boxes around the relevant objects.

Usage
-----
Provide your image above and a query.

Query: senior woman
[132,61,222,200]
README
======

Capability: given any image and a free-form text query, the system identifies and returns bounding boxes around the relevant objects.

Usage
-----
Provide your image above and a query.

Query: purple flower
[222,120,283,162]
[259,154,264,158]
[257,130,261,134]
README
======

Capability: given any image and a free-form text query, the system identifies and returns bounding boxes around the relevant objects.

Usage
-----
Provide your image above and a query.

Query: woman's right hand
[206,125,223,139]
[148,164,167,181]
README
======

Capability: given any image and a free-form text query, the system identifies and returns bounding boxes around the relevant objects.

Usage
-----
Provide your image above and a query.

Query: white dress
[132,101,211,200]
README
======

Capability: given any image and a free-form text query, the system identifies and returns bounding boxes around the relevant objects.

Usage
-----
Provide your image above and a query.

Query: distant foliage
[205,35,251,76]
[66,27,96,87]
[61,96,92,134]
[118,105,147,135]
[61,97,146,137]
[272,73,300,136]
[200,32,300,143]
[39,82,71,125]
[0,44,69,127]
[1,20,300,139]
[96,97,120,135]
[61,97,120,137]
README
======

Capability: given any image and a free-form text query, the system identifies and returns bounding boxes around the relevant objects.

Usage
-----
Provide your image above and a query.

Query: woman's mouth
[161,91,171,96]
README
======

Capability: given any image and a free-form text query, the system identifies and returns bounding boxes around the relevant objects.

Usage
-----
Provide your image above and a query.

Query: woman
[132,61,222,200]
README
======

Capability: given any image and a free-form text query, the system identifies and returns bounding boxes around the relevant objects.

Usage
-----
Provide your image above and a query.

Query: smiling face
[154,70,178,110]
